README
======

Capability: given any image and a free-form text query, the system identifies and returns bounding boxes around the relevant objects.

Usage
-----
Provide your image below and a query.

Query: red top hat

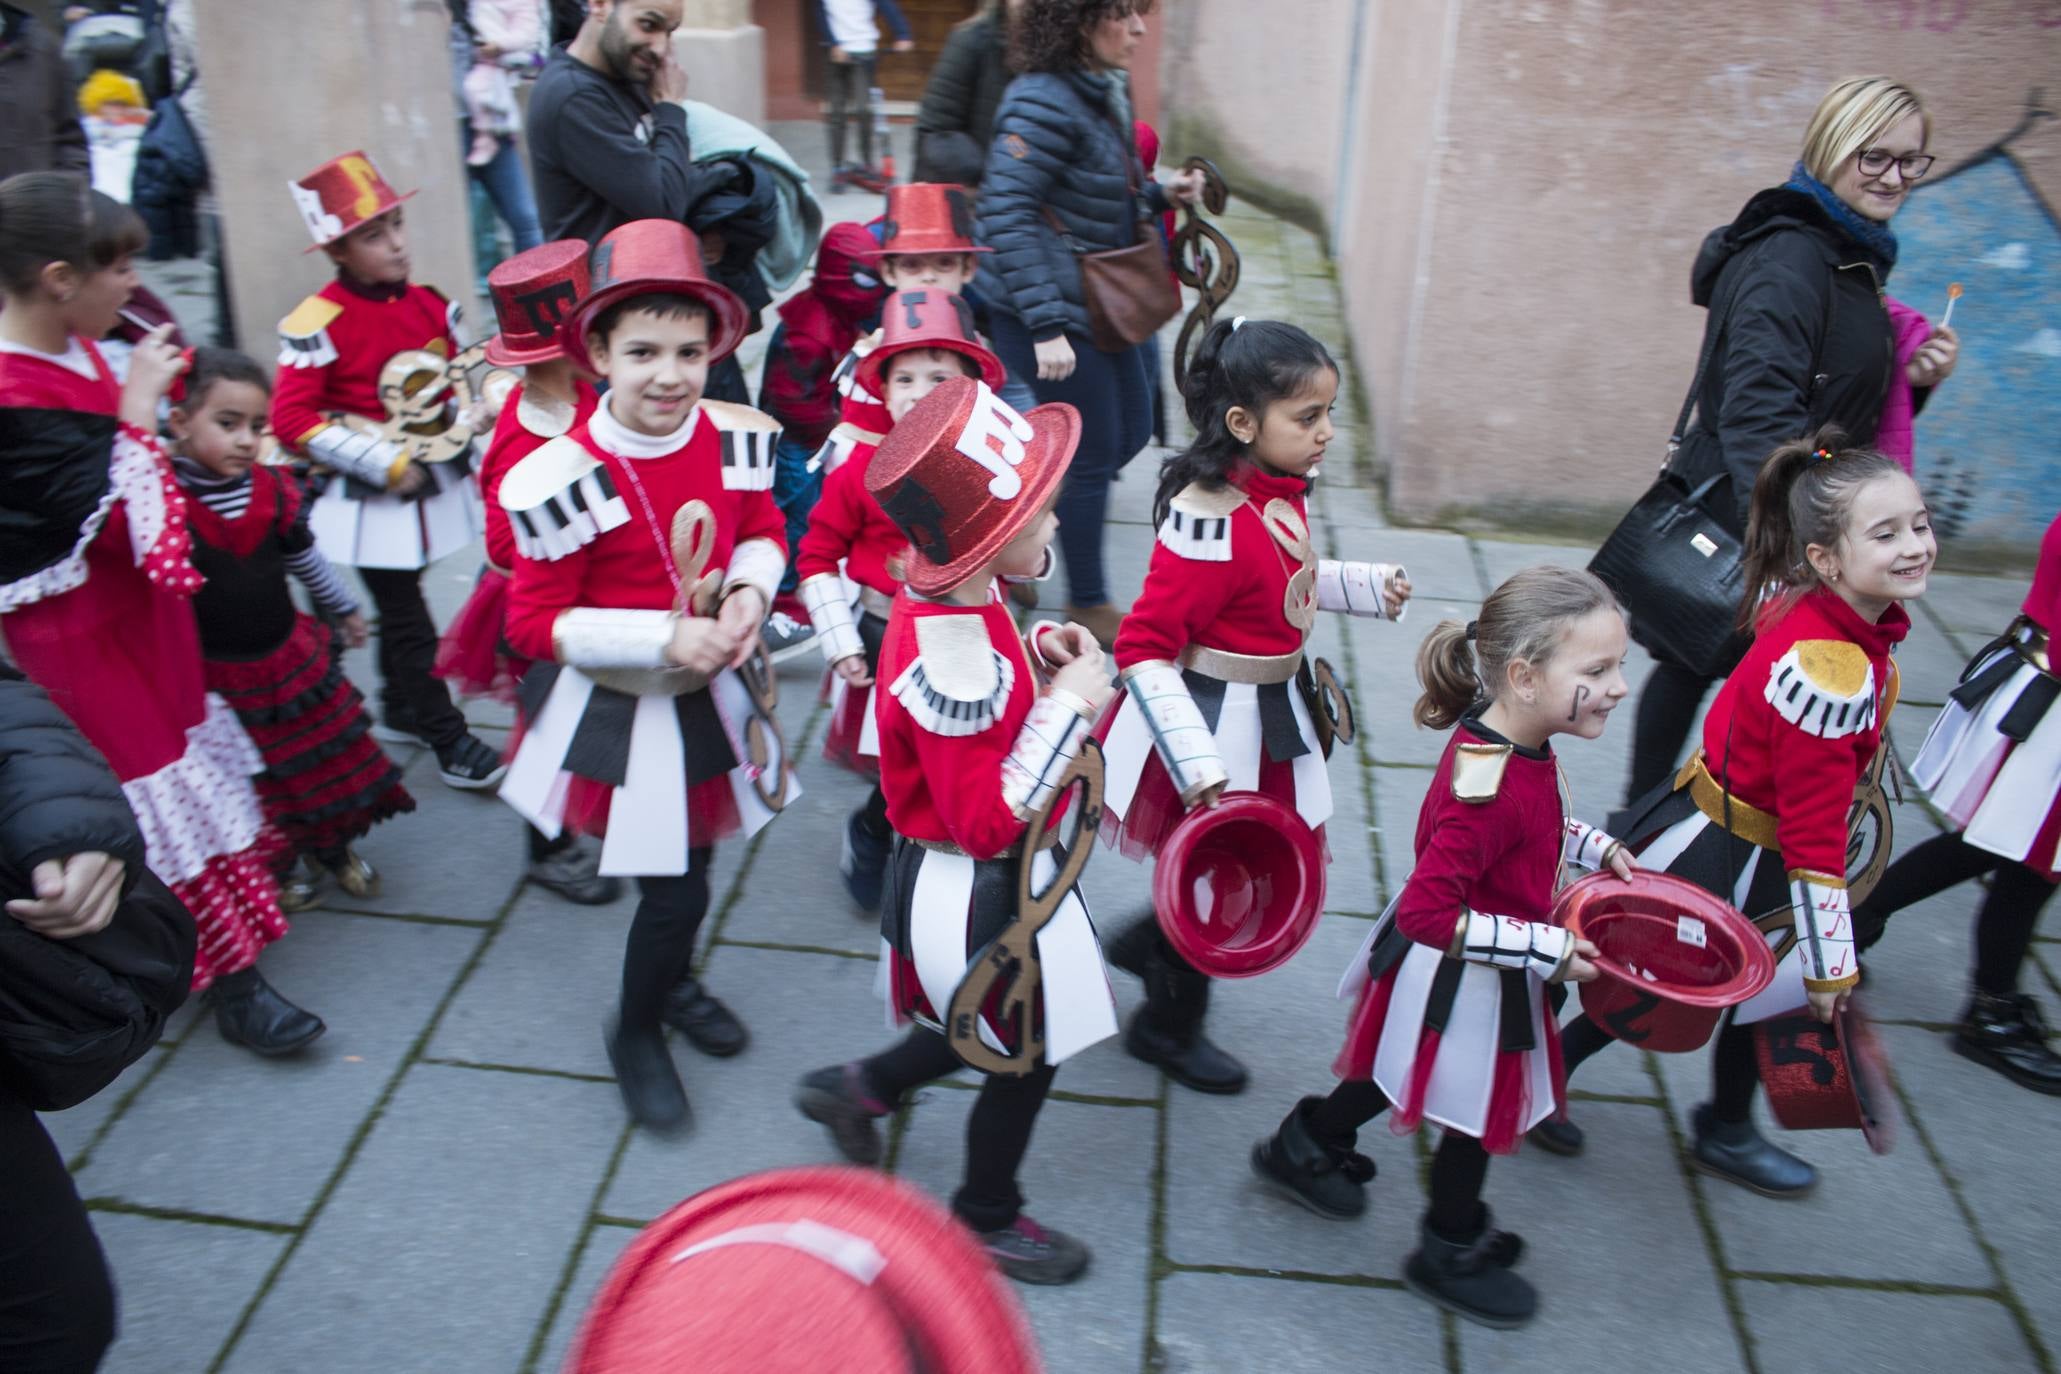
[865,183,990,259]
[288,150,416,251]
[1152,792,1325,978]
[562,219,750,375]
[865,377,1079,597]
[483,240,592,367]
[566,1167,1041,1374]
[856,289,1005,396]
[1755,1000,1898,1154]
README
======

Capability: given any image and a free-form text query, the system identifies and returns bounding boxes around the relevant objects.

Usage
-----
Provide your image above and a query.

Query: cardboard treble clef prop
[1169,157,1240,394]
[331,341,518,467]
[946,739,1106,1076]
[1307,657,1356,760]
[735,637,789,814]
[1845,736,1897,907]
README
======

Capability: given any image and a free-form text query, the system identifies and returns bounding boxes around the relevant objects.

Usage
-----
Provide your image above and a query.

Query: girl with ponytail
[1097,317,1412,1094]
[1252,564,1632,1329]
[1548,426,1933,1195]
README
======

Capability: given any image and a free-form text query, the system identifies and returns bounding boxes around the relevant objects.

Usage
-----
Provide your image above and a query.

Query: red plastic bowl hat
[864,376,1079,597]
[1152,791,1325,978]
[289,150,416,250]
[1557,870,1775,1054]
[856,289,1006,395]
[1754,1001,1899,1154]
[566,1166,1041,1374]
[865,182,991,258]
[563,219,750,374]
[483,239,592,367]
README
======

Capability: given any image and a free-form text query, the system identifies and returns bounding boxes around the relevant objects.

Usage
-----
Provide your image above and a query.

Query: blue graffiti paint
[1892,149,2059,548]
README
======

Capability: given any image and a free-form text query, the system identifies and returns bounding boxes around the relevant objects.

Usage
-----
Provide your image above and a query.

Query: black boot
[1527,1115,1585,1157]
[1955,990,2061,1095]
[1109,917,1247,1094]
[1403,1207,1536,1329]
[606,1019,689,1132]
[663,977,749,1057]
[795,1063,888,1165]
[209,966,326,1056]
[1689,1102,1816,1198]
[1250,1096,1376,1219]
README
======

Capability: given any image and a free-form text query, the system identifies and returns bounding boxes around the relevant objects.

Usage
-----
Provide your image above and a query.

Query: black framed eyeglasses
[1856,148,1935,180]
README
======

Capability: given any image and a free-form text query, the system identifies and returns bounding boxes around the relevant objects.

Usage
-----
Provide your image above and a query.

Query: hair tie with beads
[1464,620,1478,641]
[1812,446,1835,464]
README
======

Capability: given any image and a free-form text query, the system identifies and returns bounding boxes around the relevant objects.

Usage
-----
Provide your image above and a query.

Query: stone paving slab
[319,748,523,922]
[1153,1271,1444,1374]
[96,1213,291,1374]
[534,1222,638,1373]
[42,1044,167,1167]
[1925,572,2028,638]
[1736,1281,2037,1371]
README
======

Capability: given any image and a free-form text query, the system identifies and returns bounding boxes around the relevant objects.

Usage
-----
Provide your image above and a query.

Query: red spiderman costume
[756,222,889,452]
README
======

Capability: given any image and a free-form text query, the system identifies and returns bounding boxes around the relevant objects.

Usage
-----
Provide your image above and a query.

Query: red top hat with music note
[288,150,416,251]
[562,219,750,375]
[856,289,1006,395]
[1153,792,1326,978]
[566,1167,1040,1374]
[865,376,1079,597]
[484,240,592,367]
[864,183,990,259]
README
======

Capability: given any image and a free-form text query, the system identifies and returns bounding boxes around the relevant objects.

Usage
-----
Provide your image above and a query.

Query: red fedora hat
[865,183,990,258]
[566,1167,1041,1374]
[483,239,592,367]
[289,150,416,251]
[1152,792,1325,978]
[864,376,1079,597]
[856,289,1006,395]
[1755,1001,1899,1154]
[563,219,750,374]
[1557,870,1775,1054]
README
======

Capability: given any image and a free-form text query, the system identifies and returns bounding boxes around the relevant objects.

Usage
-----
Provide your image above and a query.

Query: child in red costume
[497,220,797,1132]
[1252,566,1628,1329]
[794,376,1117,1286]
[269,151,502,792]
[794,287,1007,914]
[0,174,305,1052]
[168,347,414,927]
[1098,319,1412,1093]
[431,239,617,908]
[1554,431,1932,1193]
[1857,512,2061,1093]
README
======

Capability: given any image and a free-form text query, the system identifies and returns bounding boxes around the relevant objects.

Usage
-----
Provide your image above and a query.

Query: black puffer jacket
[913,8,1011,185]
[1672,187,1897,532]
[974,69,1169,342]
[0,668,149,895]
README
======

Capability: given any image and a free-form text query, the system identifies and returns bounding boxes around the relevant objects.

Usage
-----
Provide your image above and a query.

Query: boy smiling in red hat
[497,218,796,1133]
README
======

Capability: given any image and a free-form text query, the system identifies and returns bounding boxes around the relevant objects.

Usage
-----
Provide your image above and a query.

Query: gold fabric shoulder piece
[1451,742,1512,803]
[279,295,343,339]
[1168,481,1246,520]
[1765,640,1878,739]
[498,436,599,513]
[1793,640,1871,697]
[700,399,785,433]
[911,612,1004,702]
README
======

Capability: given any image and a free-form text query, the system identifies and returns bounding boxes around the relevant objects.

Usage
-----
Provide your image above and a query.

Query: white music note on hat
[953,382,1035,501]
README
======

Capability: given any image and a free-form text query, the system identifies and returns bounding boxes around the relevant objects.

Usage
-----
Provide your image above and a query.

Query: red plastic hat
[865,376,1079,597]
[1558,870,1775,1054]
[566,1167,1041,1374]
[1755,1001,1899,1154]
[288,150,416,250]
[1152,792,1325,978]
[563,219,750,374]
[866,183,990,258]
[856,289,1006,395]
[484,239,592,367]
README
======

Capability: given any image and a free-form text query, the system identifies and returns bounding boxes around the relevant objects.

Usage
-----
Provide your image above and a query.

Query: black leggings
[0,1098,115,1372]
[855,784,890,840]
[1305,1079,1492,1237]
[1856,831,2057,995]
[859,1027,1058,1233]
[357,566,467,748]
[1625,659,1718,807]
[1560,1009,1762,1125]
[619,852,714,1031]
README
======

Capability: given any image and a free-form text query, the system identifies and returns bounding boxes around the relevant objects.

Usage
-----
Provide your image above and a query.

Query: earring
[1829,570,1841,583]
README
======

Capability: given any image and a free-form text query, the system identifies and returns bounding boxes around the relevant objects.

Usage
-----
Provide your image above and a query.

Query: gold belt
[1677,753,1780,851]
[914,827,1062,859]
[584,666,707,697]
[858,585,895,619]
[1180,644,1304,685]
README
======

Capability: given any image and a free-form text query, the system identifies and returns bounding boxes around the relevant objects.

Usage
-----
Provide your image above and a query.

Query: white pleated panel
[497,668,596,838]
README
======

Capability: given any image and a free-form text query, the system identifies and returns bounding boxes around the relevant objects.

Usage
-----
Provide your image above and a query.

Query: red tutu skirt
[1099,750,1317,861]
[820,669,880,777]
[434,566,530,704]
[503,712,747,848]
[205,614,415,855]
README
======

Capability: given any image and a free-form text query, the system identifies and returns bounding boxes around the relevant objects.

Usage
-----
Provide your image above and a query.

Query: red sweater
[479,381,599,572]
[503,405,787,664]
[794,438,906,598]
[1701,587,1908,881]
[875,590,1045,858]
[1114,464,1311,670]
[271,277,456,450]
[1395,723,1566,950]
[2023,513,2061,632]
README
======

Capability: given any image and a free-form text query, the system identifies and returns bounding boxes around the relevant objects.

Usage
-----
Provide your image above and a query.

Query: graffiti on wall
[1890,99,2058,547]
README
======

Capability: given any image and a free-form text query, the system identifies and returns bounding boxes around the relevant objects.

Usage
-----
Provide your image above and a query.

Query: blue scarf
[1783,162,1898,270]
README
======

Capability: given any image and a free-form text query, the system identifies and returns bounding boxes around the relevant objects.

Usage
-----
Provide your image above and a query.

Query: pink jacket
[1875,296,1934,473]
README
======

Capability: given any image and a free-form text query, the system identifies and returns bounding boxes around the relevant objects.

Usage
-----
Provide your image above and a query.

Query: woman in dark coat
[973,0,1200,646]
[1618,75,1959,809]
[913,0,1017,186]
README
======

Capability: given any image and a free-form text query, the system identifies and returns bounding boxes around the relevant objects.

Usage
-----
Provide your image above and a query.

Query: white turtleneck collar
[588,393,701,460]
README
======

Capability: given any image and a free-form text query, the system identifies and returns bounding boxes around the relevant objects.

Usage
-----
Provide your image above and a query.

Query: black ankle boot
[607,1019,689,1131]
[662,977,749,1057]
[1956,990,2061,1095]
[1110,919,1247,1094]
[1528,1115,1585,1157]
[209,966,326,1056]
[1250,1096,1375,1219]
[1689,1102,1816,1198]
[1403,1207,1535,1329]
[1124,1008,1248,1095]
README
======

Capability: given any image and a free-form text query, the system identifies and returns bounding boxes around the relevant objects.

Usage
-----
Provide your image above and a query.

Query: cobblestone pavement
[88,145,2057,1374]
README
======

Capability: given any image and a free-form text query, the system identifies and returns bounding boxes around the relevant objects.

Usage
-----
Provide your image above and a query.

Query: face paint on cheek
[1567,684,1590,724]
